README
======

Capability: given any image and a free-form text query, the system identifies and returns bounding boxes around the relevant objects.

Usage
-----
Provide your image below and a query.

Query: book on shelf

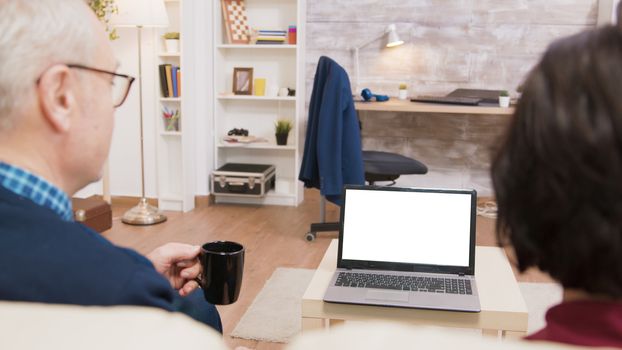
[257,36,285,41]
[165,65,173,98]
[255,29,287,45]
[256,41,286,45]
[158,64,169,97]
[177,68,181,97]
[158,64,182,98]
[171,65,178,98]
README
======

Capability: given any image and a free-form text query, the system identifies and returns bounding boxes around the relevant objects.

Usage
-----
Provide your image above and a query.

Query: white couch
[289,322,599,350]
[0,302,599,350]
[0,302,226,350]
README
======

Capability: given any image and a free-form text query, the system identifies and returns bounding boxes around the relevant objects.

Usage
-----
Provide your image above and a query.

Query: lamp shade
[111,0,169,28]
[385,24,404,48]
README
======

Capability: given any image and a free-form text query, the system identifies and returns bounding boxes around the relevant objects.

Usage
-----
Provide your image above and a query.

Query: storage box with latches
[211,163,275,197]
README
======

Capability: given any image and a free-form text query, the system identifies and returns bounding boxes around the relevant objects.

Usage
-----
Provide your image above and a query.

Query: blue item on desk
[361,88,389,102]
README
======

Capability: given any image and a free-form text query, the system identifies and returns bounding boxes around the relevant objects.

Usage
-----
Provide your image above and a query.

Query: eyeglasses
[67,64,135,108]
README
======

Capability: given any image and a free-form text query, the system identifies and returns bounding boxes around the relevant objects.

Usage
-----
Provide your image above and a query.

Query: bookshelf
[212,0,305,206]
[153,0,195,212]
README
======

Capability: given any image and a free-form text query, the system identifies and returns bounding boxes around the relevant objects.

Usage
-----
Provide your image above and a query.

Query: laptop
[410,96,481,106]
[447,88,505,105]
[323,185,481,312]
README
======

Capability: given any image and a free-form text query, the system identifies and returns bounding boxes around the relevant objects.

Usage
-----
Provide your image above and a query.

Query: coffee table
[302,239,528,338]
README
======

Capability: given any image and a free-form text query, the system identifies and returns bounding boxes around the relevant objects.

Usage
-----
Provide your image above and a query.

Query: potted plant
[499,90,510,108]
[163,32,180,53]
[398,83,408,100]
[275,119,292,146]
[89,0,119,40]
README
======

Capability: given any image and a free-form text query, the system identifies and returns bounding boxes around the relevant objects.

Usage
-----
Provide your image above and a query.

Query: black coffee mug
[197,241,245,305]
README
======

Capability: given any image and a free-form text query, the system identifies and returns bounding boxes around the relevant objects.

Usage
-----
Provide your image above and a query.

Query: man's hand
[147,242,201,297]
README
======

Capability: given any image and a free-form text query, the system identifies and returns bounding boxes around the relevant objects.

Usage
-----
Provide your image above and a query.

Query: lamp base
[121,198,167,225]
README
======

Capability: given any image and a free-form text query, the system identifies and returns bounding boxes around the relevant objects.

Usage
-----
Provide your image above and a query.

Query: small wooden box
[211,163,275,197]
[72,196,112,233]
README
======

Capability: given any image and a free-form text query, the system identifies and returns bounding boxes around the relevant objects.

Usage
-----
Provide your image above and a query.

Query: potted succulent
[499,90,510,108]
[398,83,408,100]
[163,32,180,53]
[275,119,292,146]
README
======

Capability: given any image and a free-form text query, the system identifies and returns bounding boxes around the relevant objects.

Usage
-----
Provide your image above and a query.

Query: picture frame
[233,67,253,95]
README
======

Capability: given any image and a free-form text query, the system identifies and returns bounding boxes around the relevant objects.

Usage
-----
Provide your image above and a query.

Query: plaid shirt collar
[0,162,73,222]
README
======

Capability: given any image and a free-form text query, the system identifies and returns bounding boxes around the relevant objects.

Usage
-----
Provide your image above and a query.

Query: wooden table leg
[302,317,326,333]
[482,329,500,339]
[502,330,527,339]
[329,319,345,328]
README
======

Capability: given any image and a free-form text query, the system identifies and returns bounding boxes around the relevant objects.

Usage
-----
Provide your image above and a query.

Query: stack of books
[255,30,287,45]
[158,64,181,98]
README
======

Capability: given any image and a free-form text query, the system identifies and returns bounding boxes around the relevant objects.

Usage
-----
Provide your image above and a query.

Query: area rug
[231,268,563,343]
[230,267,315,343]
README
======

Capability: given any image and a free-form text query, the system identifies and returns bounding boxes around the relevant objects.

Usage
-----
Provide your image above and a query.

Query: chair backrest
[298,56,365,206]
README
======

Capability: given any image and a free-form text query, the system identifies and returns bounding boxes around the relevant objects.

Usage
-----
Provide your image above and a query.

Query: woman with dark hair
[491,25,622,347]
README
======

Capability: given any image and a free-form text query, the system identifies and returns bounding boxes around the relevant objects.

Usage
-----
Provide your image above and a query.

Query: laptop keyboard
[334,272,473,295]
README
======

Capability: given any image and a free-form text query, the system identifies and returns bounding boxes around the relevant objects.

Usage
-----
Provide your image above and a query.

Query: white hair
[0,0,97,130]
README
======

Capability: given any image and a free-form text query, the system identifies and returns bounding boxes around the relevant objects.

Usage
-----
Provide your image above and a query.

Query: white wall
[76,0,615,200]
[76,3,214,199]
[305,0,600,196]
[75,27,158,199]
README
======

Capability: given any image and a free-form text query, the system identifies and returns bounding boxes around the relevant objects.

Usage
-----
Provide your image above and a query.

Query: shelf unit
[153,0,195,212]
[212,0,305,206]
[217,95,296,101]
[217,44,297,50]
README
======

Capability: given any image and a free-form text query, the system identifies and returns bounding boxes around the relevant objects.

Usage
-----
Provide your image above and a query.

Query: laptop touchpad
[365,290,409,303]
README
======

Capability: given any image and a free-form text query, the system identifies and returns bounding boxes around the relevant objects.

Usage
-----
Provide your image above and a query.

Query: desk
[301,240,528,338]
[355,99,514,116]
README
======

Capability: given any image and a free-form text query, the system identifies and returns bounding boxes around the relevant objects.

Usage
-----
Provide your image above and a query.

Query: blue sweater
[0,186,221,331]
[299,56,365,205]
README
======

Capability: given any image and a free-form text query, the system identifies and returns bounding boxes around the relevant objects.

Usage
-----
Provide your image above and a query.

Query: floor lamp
[112,0,169,225]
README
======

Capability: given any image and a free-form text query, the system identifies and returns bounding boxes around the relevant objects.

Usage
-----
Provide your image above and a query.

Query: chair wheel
[305,232,316,242]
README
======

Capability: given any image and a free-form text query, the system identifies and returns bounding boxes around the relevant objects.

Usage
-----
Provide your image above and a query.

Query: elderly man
[0,0,221,331]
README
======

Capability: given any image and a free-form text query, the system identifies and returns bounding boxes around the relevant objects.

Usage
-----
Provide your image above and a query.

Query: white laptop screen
[341,187,474,268]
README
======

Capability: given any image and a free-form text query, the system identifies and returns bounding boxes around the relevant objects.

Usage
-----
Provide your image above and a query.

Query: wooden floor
[103,189,552,350]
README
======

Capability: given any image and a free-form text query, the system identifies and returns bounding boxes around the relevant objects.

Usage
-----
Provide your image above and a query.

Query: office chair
[299,56,427,242]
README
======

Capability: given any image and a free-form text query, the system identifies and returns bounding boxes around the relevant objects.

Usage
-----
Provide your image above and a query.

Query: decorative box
[211,163,276,197]
[72,196,112,233]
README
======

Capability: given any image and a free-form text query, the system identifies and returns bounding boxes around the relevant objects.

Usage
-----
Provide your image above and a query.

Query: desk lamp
[352,24,404,92]
[112,0,169,225]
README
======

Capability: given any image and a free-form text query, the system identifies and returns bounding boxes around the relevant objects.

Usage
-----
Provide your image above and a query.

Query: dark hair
[492,25,622,298]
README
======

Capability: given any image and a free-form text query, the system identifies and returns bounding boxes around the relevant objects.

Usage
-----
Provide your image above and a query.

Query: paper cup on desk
[499,96,510,108]
[254,78,266,96]
[398,89,408,100]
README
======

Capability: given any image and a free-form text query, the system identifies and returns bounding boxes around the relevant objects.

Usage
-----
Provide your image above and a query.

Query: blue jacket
[299,56,365,205]
[0,186,221,332]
